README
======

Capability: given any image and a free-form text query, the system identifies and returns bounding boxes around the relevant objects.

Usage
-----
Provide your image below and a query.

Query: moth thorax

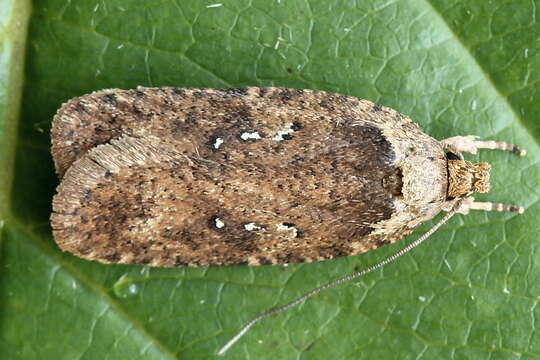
[447,160,491,198]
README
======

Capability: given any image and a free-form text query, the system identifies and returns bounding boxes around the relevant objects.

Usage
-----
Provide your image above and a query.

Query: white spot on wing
[277,223,298,237]
[206,3,223,8]
[215,217,225,229]
[213,137,224,149]
[244,222,262,231]
[240,131,262,141]
[272,123,295,141]
[418,296,426,302]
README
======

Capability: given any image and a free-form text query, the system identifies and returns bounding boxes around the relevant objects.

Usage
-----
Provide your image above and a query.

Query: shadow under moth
[50,87,525,354]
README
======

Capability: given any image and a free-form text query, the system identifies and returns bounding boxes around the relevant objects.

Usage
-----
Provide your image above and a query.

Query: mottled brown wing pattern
[53,87,403,176]
[51,87,446,266]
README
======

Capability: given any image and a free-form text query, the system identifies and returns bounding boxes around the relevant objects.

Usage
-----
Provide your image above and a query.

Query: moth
[50,87,525,354]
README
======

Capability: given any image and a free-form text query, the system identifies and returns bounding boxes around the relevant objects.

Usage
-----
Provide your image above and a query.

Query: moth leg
[441,135,526,157]
[442,197,524,215]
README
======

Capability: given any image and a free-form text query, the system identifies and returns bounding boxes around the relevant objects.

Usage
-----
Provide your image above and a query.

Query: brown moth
[50,87,525,354]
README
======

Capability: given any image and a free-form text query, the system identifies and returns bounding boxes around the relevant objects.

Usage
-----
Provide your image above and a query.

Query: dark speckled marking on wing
[51,87,447,266]
[54,88,394,176]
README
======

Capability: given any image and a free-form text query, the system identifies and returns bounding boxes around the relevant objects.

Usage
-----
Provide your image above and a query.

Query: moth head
[447,159,491,198]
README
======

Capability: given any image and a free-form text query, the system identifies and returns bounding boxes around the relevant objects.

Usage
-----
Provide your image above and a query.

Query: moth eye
[210,216,225,229]
[240,131,262,141]
[446,152,461,160]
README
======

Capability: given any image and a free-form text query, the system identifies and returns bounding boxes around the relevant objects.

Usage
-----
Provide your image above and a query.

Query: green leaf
[2,0,540,359]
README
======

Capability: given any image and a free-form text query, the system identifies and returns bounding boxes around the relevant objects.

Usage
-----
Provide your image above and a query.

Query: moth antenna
[217,200,465,355]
